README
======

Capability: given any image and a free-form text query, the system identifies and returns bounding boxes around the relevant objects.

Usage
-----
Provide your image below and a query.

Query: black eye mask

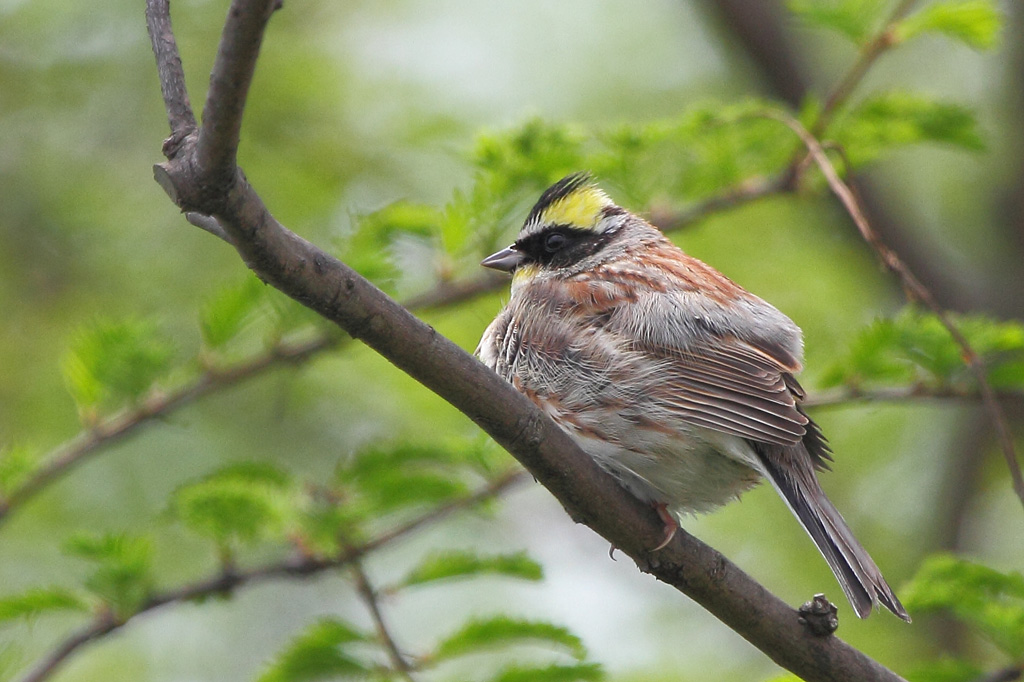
[516,226,613,268]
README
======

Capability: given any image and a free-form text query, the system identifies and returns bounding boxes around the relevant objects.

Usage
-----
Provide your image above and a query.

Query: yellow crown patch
[539,184,612,230]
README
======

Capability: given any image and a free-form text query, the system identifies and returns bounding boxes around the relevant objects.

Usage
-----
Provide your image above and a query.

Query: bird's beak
[481,245,525,272]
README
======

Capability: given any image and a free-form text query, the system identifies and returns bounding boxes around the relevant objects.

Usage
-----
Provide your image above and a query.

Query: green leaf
[896,0,1001,49]
[257,618,369,682]
[835,93,984,165]
[62,318,176,415]
[0,445,38,497]
[343,441,487,479]
[902,554,1024,658]
[63,533,154,617]
[489,663,604,682]
[172,464,295,545]
[360,470,469,514]
[787,0,889,44]
[434,617,586,662]
[338,443,472,515]
[200,275,268,349]
[402,551,543,588]
[0,588,90,625]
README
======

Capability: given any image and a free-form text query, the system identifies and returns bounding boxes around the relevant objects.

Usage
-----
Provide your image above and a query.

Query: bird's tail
[756,445,910,622]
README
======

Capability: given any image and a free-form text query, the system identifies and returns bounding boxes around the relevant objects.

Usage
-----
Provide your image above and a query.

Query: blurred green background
[1,0,1022,680]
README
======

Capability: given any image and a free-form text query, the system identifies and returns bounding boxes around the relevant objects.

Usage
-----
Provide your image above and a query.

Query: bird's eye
[544,232,568,253]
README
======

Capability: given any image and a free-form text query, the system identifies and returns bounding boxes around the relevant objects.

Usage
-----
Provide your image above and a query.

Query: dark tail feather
[756,445,910,622]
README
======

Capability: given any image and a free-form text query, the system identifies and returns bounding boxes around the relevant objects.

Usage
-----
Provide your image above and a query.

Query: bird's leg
[652,503,678,551]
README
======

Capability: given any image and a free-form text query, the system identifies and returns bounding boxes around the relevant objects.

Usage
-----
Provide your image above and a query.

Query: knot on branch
[798,593,840,636]
[152,131,242,218]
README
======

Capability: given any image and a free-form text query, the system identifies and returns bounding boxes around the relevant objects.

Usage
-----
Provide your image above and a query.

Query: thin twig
[648,174,789,232]
[804,385,1024,409]
[145,0,195,136]
[812,0,919,137]
[14,469,527,682]
[772,111,1024,510]
[351,561,418,682]
[17,611,119,682]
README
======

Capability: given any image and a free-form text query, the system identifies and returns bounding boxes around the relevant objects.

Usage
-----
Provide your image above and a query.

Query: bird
[476,172,909,621]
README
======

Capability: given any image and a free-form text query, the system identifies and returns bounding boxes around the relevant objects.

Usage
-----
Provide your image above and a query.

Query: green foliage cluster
[0,587,89,626]
[341,104,801,290]
[788,0,894,43]
[834,93,984,166]
[822,308,1024,390]
[62,318,175,421]
[401,550,543,587]
[342,84,985,296]
[172,463,297,551]
[63,533,155,619]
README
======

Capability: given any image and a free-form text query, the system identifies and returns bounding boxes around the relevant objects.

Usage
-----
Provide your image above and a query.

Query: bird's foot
[652,503,678,551]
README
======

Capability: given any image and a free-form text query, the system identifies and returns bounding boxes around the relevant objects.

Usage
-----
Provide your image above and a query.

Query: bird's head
[481,173,630,278]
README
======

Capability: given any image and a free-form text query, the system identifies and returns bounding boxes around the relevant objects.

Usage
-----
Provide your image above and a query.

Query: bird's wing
[617,290,811,447]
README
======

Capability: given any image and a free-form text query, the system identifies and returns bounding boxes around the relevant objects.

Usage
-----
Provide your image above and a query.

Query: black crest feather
[525,172,593,226]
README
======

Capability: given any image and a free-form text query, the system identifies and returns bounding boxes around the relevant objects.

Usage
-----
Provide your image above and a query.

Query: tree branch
[196,0,279,179]
[17,611,120,682]
[351,561,418,682]
[139,1,911,679]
